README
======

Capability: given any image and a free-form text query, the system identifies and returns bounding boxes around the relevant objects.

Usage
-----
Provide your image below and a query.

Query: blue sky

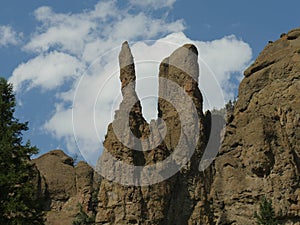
[0,0,299,165]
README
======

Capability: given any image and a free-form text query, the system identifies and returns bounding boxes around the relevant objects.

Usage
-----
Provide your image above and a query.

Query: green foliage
[90,187,99,213]
[73,187,99,225]
[225,99,236,114]
[280,33,287,38]
[224,99,236,123]
[0,77,44,224]
[73,204,95,225]
[254,197,278,225]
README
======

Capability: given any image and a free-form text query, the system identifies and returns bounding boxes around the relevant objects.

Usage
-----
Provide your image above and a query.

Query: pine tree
[254,197,278,225]
[0,77,44,224]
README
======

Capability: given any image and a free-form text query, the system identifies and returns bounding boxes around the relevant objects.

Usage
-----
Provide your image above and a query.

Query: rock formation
[33,150,100,225]
[95,42,213,224]
[95,29,300,224]
[32,27,300,225]
[210,28,300,224]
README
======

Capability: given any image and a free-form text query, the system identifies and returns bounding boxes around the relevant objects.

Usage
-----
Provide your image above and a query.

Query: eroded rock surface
[95,42,212,225]
[33,150,100,225]
[211,27,300,225]
[32,27,300,225]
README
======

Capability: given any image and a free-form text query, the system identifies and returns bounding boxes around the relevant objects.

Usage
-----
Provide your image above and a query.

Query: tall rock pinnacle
[95,43,211,224]
[158,44,204,153]
[95,42,147,224]
[119,41,136,95]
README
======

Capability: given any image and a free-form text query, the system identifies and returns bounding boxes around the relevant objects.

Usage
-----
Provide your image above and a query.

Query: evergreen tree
[72,204,95,225]
[254,197,278,225]
[0,77,44,224]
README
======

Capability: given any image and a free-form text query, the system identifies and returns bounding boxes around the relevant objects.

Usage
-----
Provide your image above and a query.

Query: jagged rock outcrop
[95,42,212,224]
[32,27,300,225]
[210,28,300,224]
[33,150,101,225]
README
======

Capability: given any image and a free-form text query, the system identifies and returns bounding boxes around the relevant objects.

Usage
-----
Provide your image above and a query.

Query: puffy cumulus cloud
[8,0,252,165]
[0,25,22,47]
[24,6,96,55]
[23,1,184,58]
[110,13,185,40]
[195,35,252,105]
[129,0,176,9]
[10,51,84,91]
[44,103,73,138]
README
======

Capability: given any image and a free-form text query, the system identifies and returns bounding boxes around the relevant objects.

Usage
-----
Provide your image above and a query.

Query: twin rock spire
[95,42,212,224]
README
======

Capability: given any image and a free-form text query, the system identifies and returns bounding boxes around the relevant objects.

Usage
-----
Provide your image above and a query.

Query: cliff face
[33,150,101,225]
[211,28,300,224]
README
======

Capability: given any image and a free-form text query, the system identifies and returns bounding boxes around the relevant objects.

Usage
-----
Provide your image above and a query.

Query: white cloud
[196,35,252,104]
[24,6,96,55]
[0,25,22,47]
[110,13,185,40]
[129,0,176,9]
[44,103,73,138]
[24,1,183,59]
[9,51,84,91]
[8,0,252,165]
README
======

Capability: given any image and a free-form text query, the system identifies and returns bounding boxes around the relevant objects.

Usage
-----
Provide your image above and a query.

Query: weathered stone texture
[33,27,300,225]
[211,28,300,225]
[95,42,211,225]
[33,150,100,225]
